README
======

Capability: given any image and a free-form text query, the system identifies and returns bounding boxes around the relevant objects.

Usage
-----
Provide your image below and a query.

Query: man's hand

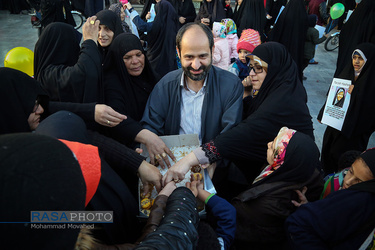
[138,160,162,193]
[135,129,176,168]
[94,104,127,127]
[82,16,100,44]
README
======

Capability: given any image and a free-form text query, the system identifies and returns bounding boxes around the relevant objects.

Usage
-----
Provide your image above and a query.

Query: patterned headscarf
[221,18,237,35]
[109,3,131,33]
[253,127,296,183]
[213,22,227,38]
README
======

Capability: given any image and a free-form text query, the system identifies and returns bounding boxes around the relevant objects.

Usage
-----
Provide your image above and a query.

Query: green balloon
[330,3,345,20]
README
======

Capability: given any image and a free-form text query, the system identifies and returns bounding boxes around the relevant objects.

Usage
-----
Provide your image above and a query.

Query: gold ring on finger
[90,20,95,25]
[155,154,161,160]
[162,152,167,158]
[107,120,111,125]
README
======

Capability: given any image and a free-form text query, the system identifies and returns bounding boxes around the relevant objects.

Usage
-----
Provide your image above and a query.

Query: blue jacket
[141,66,244,143]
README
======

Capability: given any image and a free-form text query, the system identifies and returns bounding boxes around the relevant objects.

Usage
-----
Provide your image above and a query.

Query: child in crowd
[221,18,238,62]
[287,148,375,249]
[186,177,236,249]
[212,22,230,70]
[303,14,328,80]
[228,29,261,98]
[292,149,372,206]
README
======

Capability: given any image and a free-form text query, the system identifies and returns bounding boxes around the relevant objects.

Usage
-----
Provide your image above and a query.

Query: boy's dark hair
[338,150,361,171]
[196,221,221,250]
[176,23,214,53]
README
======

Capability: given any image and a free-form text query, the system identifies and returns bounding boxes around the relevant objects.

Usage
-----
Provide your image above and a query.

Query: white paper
[147,3,156,23]
[314,24,325,38]
[321,78,352,131]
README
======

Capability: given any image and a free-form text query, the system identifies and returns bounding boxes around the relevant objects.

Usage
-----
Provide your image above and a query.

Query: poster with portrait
[321,78,352,131]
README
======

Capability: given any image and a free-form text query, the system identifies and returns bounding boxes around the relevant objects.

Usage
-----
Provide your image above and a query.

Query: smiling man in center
[141,22,243,150]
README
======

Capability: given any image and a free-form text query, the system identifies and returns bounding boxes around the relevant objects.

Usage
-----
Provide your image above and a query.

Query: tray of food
[138,134,211,218]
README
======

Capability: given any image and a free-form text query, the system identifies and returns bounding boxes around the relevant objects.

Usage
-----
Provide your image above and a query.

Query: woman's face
[98,25,115,48]
[337,90,344,101]
[27,100,44,131]
[120,7,125,22]
[249,58,267,91]
[267,137,277,165]
[352,54,365,72]
[123,49,145,76]
[342,158,374,189]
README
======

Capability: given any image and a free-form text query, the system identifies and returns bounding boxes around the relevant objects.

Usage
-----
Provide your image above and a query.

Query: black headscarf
[334,0,375,77]
[350,148,375,194]
[195,0,226,24]
[40,0,76,28]
[0,133,86,249]
[141,0,157,20]
[307,14,317,28]
[141,0,179,20]
[34,22,101,103]
[177,0,197,26]
[103,33,157,122]
[233,0,266,41]
[0,68,49,134]
[213,42,313,182]
[268,0,308,81]
[147,0,179,81]
[96,10,124,57]
[109,3,131,33]
[337,43,375,138]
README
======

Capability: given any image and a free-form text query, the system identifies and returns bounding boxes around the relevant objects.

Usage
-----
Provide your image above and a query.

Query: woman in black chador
[319,43,375,174]
[332,88,345,108]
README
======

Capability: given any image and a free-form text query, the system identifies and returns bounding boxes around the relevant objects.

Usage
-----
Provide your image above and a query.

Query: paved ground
[0,10,374,152]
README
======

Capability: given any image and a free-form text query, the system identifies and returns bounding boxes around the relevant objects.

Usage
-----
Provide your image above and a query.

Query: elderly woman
[319,43,375,174]
[163,42,314,198]
[102,33,174,167]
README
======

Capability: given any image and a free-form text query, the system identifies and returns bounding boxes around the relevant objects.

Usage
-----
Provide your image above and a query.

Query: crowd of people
[1,0,375,249]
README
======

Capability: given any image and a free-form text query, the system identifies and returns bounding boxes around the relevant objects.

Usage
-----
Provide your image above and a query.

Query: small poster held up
[321,78,352,131]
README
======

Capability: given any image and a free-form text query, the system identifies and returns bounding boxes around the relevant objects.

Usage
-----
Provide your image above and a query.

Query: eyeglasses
[32,99,40,113]
[249,65,265,74]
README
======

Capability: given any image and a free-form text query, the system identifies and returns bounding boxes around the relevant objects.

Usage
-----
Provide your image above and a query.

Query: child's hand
[158,181,177,197]
[291,186,309,207]
[186,180,199,197]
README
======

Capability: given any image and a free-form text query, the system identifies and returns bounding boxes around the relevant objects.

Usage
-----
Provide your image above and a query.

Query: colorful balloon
[330,3,345,20]
[4,47,34,77]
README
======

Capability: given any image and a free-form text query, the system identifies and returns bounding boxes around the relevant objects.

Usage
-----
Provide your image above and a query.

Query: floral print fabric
[253,127,296,183]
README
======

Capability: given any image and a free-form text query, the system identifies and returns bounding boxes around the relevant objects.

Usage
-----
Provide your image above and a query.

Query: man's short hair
[176,23,214,52]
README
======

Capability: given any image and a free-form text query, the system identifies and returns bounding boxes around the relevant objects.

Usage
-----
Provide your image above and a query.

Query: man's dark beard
[183,63,212,81]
